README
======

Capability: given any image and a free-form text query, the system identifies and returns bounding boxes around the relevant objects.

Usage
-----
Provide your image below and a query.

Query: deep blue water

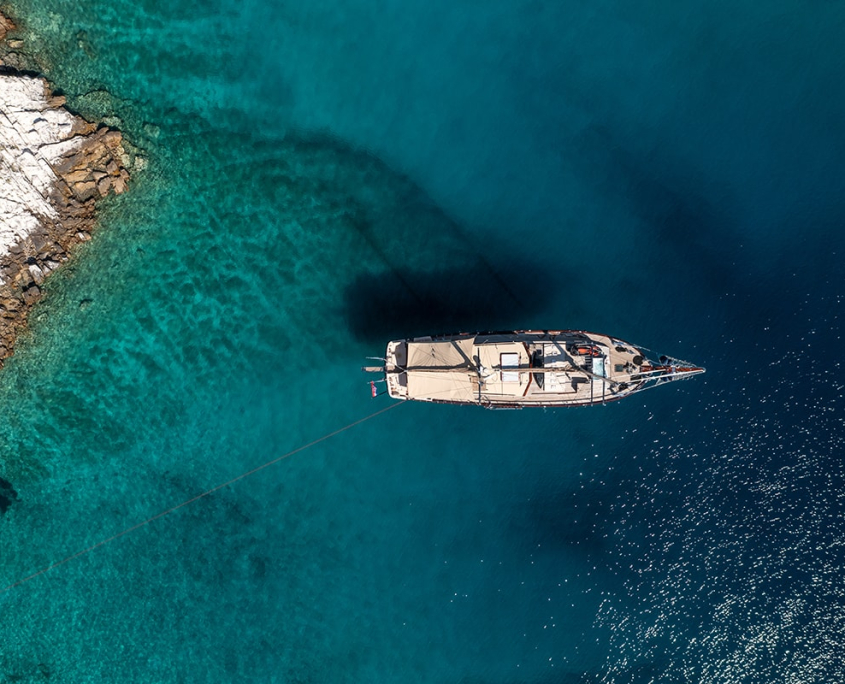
[2,1,845,681]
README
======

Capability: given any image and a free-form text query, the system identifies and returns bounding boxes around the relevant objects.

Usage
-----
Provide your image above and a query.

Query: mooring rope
[1,401,403,594]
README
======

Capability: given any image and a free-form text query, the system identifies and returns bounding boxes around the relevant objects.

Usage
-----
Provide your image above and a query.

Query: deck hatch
[500,352,520,382]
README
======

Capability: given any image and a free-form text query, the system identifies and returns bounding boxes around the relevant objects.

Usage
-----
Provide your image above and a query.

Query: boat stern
[385,340,409,400]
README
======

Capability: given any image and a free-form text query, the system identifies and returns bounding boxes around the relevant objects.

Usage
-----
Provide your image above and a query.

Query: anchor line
[2,401,403,594]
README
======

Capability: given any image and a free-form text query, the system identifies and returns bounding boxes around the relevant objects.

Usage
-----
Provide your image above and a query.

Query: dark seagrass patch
[0,476,18,514]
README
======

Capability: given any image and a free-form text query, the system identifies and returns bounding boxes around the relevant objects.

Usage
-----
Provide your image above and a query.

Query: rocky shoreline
[0,9,132,365]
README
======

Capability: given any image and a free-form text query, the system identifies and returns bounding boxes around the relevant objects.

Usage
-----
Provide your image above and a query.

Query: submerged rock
[0,9,132,366]
[0,12,12,41]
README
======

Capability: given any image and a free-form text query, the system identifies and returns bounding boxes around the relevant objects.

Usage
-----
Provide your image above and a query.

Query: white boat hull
[367,330,704,408]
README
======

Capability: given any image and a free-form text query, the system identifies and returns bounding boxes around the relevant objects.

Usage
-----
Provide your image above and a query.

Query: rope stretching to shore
[1,401,402,594]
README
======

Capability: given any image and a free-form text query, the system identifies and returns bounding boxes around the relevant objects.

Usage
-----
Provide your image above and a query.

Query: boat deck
[384,331,654,407]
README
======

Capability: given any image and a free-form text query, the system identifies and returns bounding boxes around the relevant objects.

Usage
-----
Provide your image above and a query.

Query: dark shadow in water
[0,476,18,514]
[344,259,556,343]
[573,123,740,298]
[248,132,573,344]
[515,476,624,563]
[574,120,845,345]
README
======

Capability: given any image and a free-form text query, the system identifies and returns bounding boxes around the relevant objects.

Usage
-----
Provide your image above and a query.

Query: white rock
[0,74,85,261]
[27,263,44,284]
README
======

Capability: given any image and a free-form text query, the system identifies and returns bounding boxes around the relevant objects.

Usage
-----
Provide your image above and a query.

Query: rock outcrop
[0,9,131,365]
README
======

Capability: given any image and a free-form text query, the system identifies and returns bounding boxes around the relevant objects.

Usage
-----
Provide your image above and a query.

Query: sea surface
[2,1,845,681]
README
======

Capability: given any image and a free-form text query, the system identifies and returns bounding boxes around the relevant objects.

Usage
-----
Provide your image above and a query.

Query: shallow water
[2,1,845,681]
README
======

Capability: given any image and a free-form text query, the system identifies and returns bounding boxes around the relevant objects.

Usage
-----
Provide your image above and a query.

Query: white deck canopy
[403,339,531,401]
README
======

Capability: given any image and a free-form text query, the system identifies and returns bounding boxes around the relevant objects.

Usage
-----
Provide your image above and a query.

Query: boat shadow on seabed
[343,259,559,344]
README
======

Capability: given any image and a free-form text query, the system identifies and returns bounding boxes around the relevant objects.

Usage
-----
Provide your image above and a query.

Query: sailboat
[363,330,704,408]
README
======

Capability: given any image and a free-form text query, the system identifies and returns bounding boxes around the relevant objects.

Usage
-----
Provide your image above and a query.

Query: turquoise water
[2,1,845,681]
